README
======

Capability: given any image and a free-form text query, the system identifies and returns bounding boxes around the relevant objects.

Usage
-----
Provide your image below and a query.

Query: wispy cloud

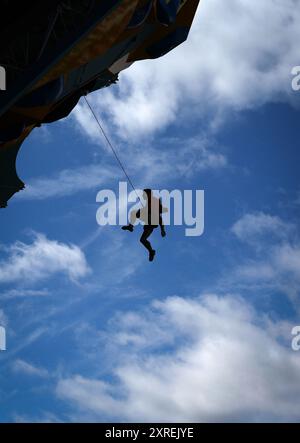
[0,288,50,300]
[13,412,62,423]
[12,359,49,378]
[234,242,300,302]
[16,133,227,201]
[0,309,7,327]
[222,212,300,306]
[119,136,228,186]
[17,163,117,200]
[1,326,49,363]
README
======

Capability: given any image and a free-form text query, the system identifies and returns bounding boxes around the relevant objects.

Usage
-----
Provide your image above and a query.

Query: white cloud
[231,212,294,244]
[12,359,49,378]
[72,0,300,141]
[0,233,91,284]
[56,294,300,422]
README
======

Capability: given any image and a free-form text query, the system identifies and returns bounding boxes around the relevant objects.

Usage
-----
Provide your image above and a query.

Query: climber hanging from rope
[83,97,168,261]
[122,189,167,262]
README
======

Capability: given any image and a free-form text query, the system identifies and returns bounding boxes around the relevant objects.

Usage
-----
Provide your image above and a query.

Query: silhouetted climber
[122,189,167,261]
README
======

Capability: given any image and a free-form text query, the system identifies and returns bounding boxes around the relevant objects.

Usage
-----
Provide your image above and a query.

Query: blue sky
[1,0,300,422]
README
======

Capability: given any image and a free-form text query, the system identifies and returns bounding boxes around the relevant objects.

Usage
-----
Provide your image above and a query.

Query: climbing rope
[83,95,143,206]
